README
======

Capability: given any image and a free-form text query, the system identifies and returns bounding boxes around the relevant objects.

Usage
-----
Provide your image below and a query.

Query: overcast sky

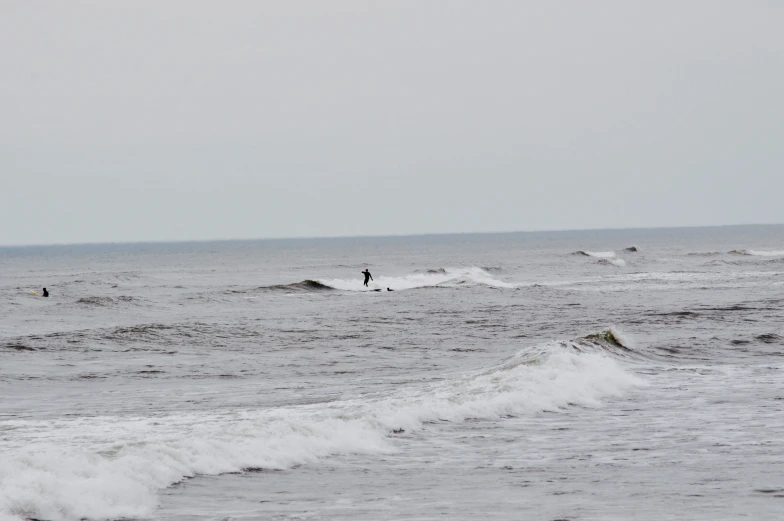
[1,1,782,245]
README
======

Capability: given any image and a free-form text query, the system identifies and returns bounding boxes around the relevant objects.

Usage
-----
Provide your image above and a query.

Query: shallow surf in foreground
[1,333,642,521]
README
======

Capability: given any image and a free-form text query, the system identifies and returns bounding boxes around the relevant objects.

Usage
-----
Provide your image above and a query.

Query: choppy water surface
[1,226,783,521]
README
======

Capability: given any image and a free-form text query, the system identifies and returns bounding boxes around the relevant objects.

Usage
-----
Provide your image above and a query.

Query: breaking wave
[729,249,784,257]
[317,267,515,291]
[574,250,616,258]
[598,258,627,268]
[0,335,642,521]
[240,269,513,293]
[573,250,627,268]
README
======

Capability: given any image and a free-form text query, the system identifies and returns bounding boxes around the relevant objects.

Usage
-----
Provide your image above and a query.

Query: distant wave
[702,259,734,267]
[317,267,515,291]
[225,280,336,294]
[2,342,36,352]
[573,250,627,267]
[574,250,616,258]
[252,264,672,295]
[0,334,642,521]
[262,280,335,292]
[755,333,782,344]
[730,333,783,346]
[237,269,515,294]
[598,258,627,268]
[481,266,504,273]
[2,321,268,354]
[729,249,784,257]
[706,257,784,267]
[75,296,138,306]
[108,323,174,336]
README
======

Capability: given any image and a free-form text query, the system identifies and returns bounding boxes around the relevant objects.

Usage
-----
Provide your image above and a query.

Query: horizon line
[1,222,782,249]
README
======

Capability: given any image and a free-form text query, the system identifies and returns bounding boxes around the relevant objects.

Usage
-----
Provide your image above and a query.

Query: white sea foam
[730,249,784,257]
[0,344,642,521]
[318,267,515,291]
[599,258,627,267]
[581,251,616,258]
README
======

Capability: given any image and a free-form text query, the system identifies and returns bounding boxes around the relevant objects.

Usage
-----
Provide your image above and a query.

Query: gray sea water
[1,225,783,521]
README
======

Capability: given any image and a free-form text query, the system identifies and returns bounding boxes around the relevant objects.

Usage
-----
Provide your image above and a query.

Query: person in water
[362,269,373,287]
[42,288,49,297]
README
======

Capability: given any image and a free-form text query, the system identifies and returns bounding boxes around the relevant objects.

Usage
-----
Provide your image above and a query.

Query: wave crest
[598,258,627,268]
[263,280,334,292]
[0,337,642,521]
[581,327,637,353]
[729,249,784,257]
[317,267,514,291]
[574,250,616,258]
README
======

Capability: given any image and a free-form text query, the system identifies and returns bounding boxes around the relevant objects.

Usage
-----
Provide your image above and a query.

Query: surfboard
[31,291,38,296]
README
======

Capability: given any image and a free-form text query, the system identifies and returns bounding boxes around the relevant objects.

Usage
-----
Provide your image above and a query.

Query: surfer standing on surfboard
[362,269,373,287]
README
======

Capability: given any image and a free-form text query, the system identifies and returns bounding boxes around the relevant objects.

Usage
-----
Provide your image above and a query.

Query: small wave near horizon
[729,249,784,257]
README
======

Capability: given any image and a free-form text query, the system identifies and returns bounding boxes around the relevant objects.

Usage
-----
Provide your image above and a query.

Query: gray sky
[1,1,782,245]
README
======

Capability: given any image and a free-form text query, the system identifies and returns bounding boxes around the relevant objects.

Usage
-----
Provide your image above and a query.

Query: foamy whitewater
[2,226,783,521]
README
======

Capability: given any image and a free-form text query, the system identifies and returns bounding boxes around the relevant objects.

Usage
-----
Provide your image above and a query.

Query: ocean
[1,225,783,521]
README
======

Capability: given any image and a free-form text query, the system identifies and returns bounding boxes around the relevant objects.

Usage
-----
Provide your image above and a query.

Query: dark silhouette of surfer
[387,287,393,291]
[42,288,49,297]
[362,269,373,287]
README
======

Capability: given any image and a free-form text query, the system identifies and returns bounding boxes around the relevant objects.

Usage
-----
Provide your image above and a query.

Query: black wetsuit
[42,288,49,297]
[362,271,373,286]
